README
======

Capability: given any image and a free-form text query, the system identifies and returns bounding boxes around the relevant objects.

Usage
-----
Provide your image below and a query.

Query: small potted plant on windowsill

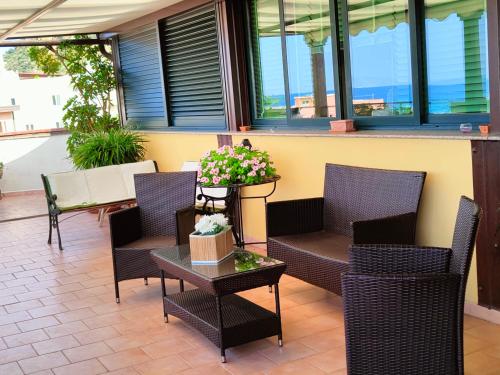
[189,214,233,264]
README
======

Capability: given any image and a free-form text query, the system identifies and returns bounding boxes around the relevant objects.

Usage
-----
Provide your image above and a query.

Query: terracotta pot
[329,119,355,133]
[239,125,251,132]
[479,124,490,135]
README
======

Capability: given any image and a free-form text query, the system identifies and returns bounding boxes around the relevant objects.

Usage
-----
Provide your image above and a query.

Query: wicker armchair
[266,163,426,295]
[342,196,481,375]
[109,172,197,303]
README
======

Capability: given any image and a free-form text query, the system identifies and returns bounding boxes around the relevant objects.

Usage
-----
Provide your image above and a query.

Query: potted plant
[71,128,146,169]
[198,143,276,186]
[189,214,233,264]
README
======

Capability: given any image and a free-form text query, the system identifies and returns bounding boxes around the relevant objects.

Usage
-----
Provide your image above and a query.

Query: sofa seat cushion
[267,231,351,295]
[270,231,351,262]
[116,235,176,250]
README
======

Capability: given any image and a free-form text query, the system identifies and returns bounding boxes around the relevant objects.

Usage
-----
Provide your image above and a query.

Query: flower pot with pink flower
[197,143,277,187]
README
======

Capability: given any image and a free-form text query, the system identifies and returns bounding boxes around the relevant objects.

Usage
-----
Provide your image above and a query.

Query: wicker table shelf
[151,245,286,362]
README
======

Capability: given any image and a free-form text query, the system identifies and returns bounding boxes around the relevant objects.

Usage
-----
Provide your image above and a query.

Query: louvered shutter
[160,4,226,129]
[118,24,167,129]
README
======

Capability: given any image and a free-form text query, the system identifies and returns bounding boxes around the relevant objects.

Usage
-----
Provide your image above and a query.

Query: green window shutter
[118,24,168,130]
[160,4,226,129]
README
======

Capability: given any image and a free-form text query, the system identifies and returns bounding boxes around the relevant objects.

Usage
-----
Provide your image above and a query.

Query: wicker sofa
[266,163,426,295]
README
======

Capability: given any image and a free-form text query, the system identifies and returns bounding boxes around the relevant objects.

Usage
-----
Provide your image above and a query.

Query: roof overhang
[0,0,184,42]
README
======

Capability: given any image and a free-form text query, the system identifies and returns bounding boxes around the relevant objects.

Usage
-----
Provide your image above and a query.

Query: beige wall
[144,132,477,303]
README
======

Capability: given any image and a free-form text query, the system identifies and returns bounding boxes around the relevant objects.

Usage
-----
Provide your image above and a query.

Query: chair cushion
[116,235,176,250]
[270,231,351,262]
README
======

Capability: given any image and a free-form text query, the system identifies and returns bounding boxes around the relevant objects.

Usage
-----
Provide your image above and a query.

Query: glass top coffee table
[151,245,286,363]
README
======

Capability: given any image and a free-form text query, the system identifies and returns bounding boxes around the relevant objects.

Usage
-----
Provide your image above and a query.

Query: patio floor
[0,198,500,374]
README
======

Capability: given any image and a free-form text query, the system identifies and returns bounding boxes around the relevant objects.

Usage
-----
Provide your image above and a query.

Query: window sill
[141,128,500,141]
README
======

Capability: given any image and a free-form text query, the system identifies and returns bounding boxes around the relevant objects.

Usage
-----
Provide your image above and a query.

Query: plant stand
[198,176,280,248]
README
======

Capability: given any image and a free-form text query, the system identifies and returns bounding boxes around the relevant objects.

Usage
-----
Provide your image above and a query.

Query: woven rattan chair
[109,172,197,303]
[266,163,426,295]
[342,196,480,375]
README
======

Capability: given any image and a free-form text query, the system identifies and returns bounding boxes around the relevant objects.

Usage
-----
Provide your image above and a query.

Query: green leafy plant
[194,214,229,236]
[198,144,276,186]
[71,128,146,170]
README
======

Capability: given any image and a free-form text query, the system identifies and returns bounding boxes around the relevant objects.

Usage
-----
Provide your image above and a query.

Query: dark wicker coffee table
[151,245,286,363]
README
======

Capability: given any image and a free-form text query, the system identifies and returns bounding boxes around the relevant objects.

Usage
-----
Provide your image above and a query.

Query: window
[52,95,61,106]
[25,124,34,130]
[247,0,490,128]
[424,0,489,118]
[55,121,60,128]
[10,98,15,105]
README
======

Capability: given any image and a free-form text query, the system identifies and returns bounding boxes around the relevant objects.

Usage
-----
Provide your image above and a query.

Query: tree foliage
[26,37,120,158]
[3,47,40,73]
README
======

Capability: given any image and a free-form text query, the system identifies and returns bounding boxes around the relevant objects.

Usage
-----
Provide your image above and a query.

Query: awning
[256,0,486,37]
[0,0,183,42]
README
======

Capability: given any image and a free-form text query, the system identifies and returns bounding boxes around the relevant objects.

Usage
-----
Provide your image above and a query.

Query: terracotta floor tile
[466,323,500,346]
[105,368,141,375]
[52,359,107,375]
[44,321,89,338]
[0,311,31,326]
[180,365,230,375]
[464,351,500,375]
[0,323,21,337]
[133,354,190,375]
[55,307,96,323]
[0,344,37,364]
[297,327,345,353]
[0,361,24,375]
[305,348,347,373]
[178,346,220,368]
[17,316,59,332]
[18,351,69,374]
[221,352,277,374]
[73,326,120,345]
[98,348,151,371]
[63,341,113,362]
[1,210,500,374]
[140,337,195,359]
[4,329,49,348]
[4,299,43,314]
[29,304,68,319]
[259,341,316,365]
[266,358,326,374]
[32,335,80,355]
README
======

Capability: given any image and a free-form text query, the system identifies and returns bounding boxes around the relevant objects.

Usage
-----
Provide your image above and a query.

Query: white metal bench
[41,160,158,249]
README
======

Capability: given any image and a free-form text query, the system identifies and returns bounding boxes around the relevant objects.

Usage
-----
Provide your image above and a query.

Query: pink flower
[248,170,256,177]
[252,165,259,171]
[212,176,221,184]
[200,177,209,183]
[237,154,244,160]
[260,171,265,176]
[210,168,219,175]
[208,162,216,168]
[260,162,267,168]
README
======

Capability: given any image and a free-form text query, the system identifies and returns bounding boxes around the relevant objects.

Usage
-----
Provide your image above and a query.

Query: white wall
[0,132,73,192]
